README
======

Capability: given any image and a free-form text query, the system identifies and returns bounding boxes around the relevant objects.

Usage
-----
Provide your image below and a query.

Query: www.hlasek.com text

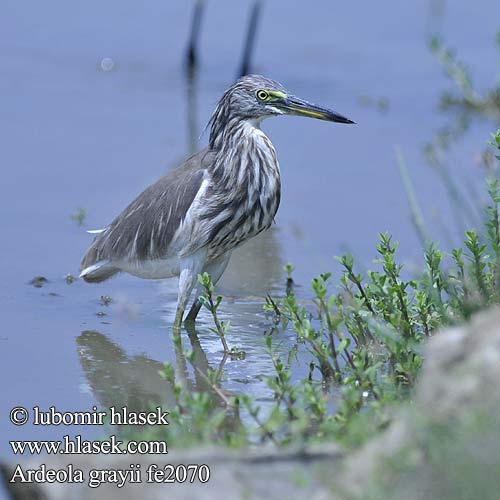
[11,435,168,455]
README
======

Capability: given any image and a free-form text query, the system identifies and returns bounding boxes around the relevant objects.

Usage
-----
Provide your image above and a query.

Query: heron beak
[278,96,355,124]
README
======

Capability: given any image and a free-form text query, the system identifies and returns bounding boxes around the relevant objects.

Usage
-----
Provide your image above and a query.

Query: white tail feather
[79,260,118,282]
[80,261,107,278]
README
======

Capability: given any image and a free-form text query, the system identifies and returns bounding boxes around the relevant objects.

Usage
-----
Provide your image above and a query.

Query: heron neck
[208,118,280,187]
[209,115,262,150]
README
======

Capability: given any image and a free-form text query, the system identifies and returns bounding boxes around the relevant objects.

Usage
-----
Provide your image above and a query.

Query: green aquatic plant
[71,207,86,226]
[151,184,500,447]
[197,272,245,358]
[429,36,500,116]
[490,129,500,160]
[65,273,76,284]
[129,133,500,450]
[197,272,231,353]
[424,37,500,241]
[99,295,113,306]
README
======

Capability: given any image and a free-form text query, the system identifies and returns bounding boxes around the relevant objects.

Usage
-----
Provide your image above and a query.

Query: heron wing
[80,149,215,270]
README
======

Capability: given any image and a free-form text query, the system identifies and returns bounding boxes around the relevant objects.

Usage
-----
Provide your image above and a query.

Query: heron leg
[173,249,207,332]
[173,267,198,332]
[185,251,232,323]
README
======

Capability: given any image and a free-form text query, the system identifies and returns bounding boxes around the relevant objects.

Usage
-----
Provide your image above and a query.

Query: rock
[416,309,500,418]
[334,308,500,500]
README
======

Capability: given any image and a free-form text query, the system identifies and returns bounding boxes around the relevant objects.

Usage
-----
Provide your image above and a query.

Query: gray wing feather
[80,149,214,270]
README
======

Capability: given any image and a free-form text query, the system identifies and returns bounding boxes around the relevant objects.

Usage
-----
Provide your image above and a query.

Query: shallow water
[1,0,499,453]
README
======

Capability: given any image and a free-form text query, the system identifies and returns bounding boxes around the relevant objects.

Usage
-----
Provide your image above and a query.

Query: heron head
[213,74,355,125]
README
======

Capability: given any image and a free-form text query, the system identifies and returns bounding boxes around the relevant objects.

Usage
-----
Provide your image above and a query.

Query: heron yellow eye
[256,89,270,101]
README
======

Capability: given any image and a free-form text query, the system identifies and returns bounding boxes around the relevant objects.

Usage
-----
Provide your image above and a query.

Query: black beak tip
[333,114,356,124]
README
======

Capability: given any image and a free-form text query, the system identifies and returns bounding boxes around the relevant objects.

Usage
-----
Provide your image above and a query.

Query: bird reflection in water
[76,329,241,436]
